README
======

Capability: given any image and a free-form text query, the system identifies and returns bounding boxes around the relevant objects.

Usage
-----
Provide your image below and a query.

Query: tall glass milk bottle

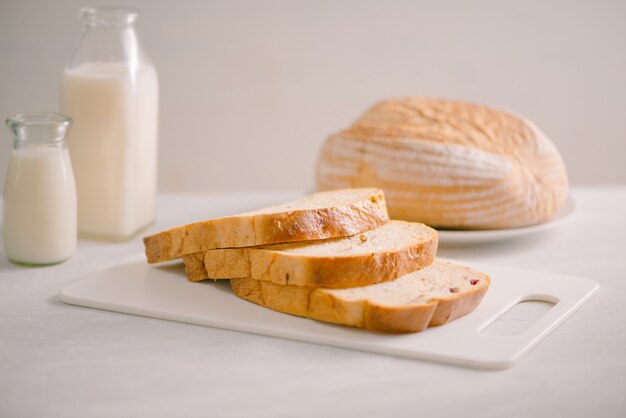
[61,7,158,240]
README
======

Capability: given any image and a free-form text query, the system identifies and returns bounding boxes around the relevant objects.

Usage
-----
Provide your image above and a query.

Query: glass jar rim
[80,6,139,27]
[6,112,72,143]
[7,112,72,126]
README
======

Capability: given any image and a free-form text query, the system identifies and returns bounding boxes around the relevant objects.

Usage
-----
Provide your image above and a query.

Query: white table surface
[1,187,625,418]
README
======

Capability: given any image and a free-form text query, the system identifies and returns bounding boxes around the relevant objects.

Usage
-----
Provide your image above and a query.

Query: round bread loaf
[316,98,568,229]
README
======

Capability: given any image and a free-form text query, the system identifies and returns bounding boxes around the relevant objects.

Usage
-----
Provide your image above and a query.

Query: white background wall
[1,0,625,193]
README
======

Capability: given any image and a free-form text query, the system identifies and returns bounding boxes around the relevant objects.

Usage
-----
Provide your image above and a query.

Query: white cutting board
[59,255,598,369]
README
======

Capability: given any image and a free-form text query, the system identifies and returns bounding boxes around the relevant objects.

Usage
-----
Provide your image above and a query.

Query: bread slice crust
[144,188,389,263]
[230,260,490,333]
[183,221,438,288]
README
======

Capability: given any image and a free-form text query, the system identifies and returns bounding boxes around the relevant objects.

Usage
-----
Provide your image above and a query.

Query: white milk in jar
[3,113,77,265]
[62,62,158,238]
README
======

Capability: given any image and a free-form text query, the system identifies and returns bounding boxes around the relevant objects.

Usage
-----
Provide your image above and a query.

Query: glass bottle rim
[6,112,72,143]
[80,6,139,28]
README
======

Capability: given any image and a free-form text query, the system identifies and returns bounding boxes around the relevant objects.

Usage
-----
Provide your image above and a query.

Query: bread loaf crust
[231,260,490,333]
[144,188,389,263]
[183,221,438,288]
[316,98,568,229]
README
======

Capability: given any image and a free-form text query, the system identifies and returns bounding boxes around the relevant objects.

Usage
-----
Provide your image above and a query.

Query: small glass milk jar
[3,113,77,265]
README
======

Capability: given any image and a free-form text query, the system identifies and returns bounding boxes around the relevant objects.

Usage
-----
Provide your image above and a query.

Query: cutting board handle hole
[480,298,556,336]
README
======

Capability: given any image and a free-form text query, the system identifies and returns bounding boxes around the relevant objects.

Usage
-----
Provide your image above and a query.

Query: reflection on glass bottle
[61,7,159,240]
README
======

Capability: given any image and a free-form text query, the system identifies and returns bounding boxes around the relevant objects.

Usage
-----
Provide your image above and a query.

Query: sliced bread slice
[183,221,438,288]
[144,188,389,263]
[230,260,490,333]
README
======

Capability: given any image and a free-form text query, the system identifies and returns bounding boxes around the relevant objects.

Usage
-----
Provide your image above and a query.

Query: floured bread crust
[316,98,568,229]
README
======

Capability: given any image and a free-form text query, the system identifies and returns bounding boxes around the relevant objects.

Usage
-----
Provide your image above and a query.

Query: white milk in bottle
[61,7,158,239]
[3,113,77,265]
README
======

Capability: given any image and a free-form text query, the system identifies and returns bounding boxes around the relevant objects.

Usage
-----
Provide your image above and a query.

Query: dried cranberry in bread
[231,259,490,333]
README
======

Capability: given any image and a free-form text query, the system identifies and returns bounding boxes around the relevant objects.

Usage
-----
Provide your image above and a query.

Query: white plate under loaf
[438,195,577,245]
[59,255,598,370]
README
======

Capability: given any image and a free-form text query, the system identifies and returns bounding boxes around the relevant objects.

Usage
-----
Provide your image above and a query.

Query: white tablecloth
[1,187,625,417]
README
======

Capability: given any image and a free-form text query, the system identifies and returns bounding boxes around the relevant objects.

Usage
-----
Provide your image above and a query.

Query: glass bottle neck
[67,7,147,72]
[82,6,139,28]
